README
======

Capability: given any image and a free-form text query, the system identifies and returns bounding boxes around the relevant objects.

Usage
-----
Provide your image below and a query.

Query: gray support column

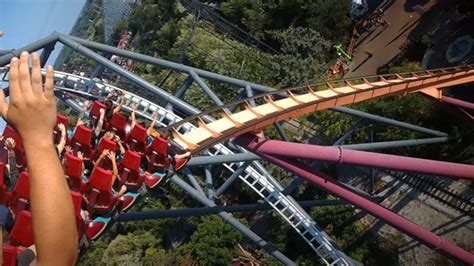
[175,75,194,99]
[204,165,215,200]
[39,43,56,67]
[333,119,365,146]
[64,34,277,94]
[245,85,256,107]
[183,168,206,196]
[166,75,194,110]
[118,199,347,221]
[213,161,252,199]
[187,153,260,166]
[274,122,288,141]
[229,89,246,113]
[189,70,224,106]
[332,106,447,137]
[0,33,59,66]
[341,137,448,150]
[282,177,304,195]
[91,52,112,78]
[170,174,296,265]
[58,35,203,117]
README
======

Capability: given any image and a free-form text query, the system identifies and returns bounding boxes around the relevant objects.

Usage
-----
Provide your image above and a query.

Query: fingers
[31,53,42,95]
[44,65,54,100]
[0,87,9,118]
[9,57,21,102]
[19,52,32,96]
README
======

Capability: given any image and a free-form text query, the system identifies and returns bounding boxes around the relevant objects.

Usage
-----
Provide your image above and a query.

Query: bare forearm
[8,151,19,184]
[56,133,67,154]
[23,140,77,265]
[131,112,136,129]
[94,155,105,168]
[111,160,119,184]
[94,115,105,137]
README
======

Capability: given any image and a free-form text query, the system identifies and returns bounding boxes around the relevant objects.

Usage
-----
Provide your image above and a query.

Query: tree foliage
[180,216,243,265]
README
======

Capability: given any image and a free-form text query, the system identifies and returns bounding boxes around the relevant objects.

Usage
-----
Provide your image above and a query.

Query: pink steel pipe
[441,96,474,110]
[236,141,474,264]
[234,135,474,180]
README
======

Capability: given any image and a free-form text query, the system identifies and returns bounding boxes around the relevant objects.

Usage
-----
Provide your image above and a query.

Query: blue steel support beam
[332,106,447,137]
[333,119,366,146]
[175,75,194,99]
[0,33,59,66]
[189,70,224,106]
[166,75,194,110]
[245,84,256,107]
[204,165,215,200]
[229,89,246,113]
[213,161,252,199]
[59,34,448,139]
[118,199,348,221]
[341,137,448,151]
[170,174,296,265]
[39,43,56,67]
[274,122,288,141]
[63,34,278,94]
[183,168,206,196]
[91,52,113,78]
[57,35,203,117]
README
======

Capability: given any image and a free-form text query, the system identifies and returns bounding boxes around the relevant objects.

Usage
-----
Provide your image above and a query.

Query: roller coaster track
[51,71,353,265]
[164,65,474,154]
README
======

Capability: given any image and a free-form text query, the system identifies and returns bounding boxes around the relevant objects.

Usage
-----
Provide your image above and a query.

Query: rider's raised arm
[1,52,77,265]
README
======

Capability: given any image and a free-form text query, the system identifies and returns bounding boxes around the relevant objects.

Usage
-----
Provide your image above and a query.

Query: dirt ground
[345,0,437,77]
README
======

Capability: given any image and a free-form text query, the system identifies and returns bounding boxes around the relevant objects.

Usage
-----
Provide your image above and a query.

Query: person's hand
[76,118,84,127]
[113,135,121,143]
[131,103,137,111]
[64,146,72,154]
[152,111,158,120]
[0,52,56,146]
[101,149,109,157]
[0,133,4,142]
[107,151,116,161]
[99,108,105,116]
[58,123,66,133]
[82,100,90,111]
[5,138,15,151]
[77,151,84,161]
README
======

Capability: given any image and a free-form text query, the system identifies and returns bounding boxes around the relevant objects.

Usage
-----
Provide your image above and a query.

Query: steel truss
[1,33,473,265]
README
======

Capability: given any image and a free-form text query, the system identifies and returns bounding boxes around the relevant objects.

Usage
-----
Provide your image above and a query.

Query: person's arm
[146,111,159,136]
[77,100,90,122]
[113,96,125,115]
[77,151,85,173]
[130,103,137,129]
[5,138,19,185]
[94,108,105,137]
[108,151,119,185]
[94,149,108,169]
[174,151,191,160]
[56,123,67,155]
[114,135,126,155]
[1,52,77,265]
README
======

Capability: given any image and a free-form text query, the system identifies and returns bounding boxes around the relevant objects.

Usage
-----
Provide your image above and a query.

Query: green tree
[270,26,332,87]
[179,215,243,265]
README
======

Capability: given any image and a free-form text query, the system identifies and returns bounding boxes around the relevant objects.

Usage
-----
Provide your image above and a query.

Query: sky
[0,0,86,128]
[0,0,86,65]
